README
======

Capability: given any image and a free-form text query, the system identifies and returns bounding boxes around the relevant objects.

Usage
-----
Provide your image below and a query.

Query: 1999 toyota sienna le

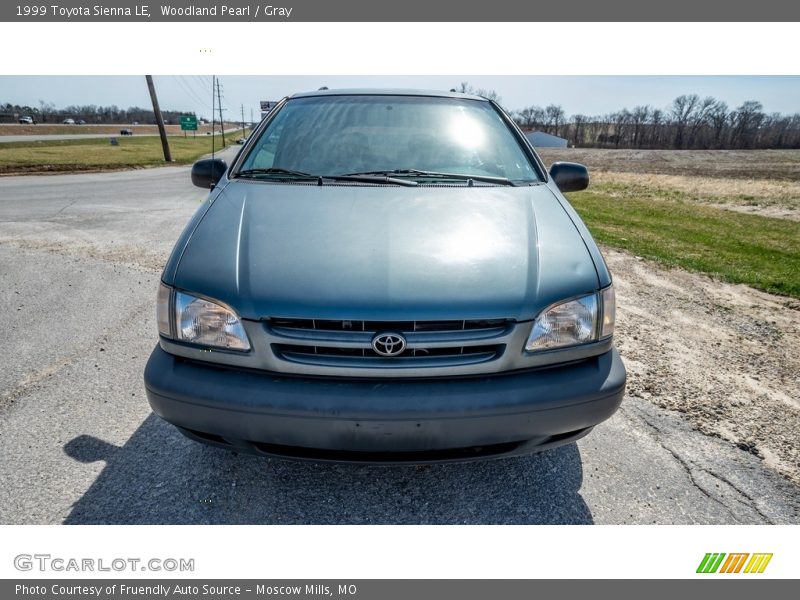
[144,89,626,463]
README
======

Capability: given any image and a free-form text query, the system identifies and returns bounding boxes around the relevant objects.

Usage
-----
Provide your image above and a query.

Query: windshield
[237,95,541,184]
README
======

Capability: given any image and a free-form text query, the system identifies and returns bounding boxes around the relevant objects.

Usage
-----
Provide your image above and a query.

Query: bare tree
[670,94,700,149]
[685,96,718,148]
[731,100,765,149]
[707,101,729,148]
[38,100,55,123]
[630,105,650,148]
[571,114,588,146]
[544,104,565,136]
[455,82,502,105]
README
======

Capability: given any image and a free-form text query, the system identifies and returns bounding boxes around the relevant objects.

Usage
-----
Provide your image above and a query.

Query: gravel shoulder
[607,249,800,485]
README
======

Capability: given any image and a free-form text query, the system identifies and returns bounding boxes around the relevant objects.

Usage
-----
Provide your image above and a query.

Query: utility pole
[250,108,254,127]
[216,77,226,145]
[211,75,215,160]
[145,75,172,162]
[211,75,216,159]
[241,104,246,138]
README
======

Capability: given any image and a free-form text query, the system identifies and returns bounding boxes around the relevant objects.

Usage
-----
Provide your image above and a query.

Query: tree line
[6,90,800,149]
[453,84,799,150]
[509,95,800,150]
[0,101,201,125]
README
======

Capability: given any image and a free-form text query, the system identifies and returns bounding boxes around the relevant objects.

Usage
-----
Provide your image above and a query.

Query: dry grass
[592,171,800,220]
[537,148,800,181]
[569,183,800,298]
[0,134,246,175]
[537,148,800,220]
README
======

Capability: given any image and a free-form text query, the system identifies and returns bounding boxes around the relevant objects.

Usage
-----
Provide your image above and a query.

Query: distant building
[525,131,568,148]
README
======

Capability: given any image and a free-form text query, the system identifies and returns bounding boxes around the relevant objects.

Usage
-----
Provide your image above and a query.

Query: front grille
[269,318,509,332]
[267,318,512,369]
[277,344,501,359]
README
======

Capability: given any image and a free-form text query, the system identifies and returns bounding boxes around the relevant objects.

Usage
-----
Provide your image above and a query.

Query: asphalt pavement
[0,128,243,143]
[0,151,798,524]
[0,133,159,143]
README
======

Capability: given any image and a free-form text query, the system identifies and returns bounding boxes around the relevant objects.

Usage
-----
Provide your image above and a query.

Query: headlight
[156,286,251,351]
[525,286,615,352]
[174,291,251,351]
[525,294,597,352]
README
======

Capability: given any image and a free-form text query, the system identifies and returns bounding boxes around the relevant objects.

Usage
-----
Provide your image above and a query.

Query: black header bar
[3,0,799,22]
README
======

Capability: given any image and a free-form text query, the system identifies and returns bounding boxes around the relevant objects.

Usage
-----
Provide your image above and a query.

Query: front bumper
[144,345,626,463]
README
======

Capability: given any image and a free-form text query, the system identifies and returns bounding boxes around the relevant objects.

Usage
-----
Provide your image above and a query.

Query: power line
[193,75,215,115]
[173,76,208,113]
[178,75,209,106]
[181,75,215,112]
[193,75,213,89]
[172,76,195,103]
[180,75,208,95]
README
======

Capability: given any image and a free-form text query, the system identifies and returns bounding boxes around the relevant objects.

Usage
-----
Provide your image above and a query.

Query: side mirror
[191,158,227,189]
[549,162,589,193]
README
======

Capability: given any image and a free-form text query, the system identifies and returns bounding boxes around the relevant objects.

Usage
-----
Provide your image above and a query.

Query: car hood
[172,181,599,321]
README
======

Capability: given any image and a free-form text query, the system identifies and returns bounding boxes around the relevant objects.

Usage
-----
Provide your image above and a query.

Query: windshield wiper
[236,168,417,186]
[237,167,316,179]
[340,169,517,186]
[322,174,417,187]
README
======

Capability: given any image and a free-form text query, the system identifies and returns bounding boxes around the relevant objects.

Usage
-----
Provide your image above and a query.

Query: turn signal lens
[601,285,616,338]
[156,282,172,338]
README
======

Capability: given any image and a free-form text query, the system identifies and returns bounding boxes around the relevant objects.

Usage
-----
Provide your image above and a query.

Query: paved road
[0,133,162,143]
[0,128,243,143]
[0,154,797,524]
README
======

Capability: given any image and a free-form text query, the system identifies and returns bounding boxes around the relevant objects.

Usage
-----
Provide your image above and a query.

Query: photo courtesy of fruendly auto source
[0,2,798,593]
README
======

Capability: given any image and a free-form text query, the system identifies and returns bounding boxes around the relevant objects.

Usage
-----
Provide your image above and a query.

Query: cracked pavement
[0,153,798,524]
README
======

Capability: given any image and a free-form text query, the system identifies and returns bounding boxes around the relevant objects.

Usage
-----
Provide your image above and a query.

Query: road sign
[180,115,198,131]
[260,101,278,112]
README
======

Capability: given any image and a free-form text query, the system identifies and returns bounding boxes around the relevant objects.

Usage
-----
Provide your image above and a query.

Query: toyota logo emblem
[371,332,407,357]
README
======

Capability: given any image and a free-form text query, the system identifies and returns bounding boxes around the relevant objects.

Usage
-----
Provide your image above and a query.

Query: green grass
[0,132,248,174]
[569,184,800,298]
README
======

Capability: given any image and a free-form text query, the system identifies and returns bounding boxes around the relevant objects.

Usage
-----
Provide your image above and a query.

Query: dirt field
[537,148,800,181]
[591,171,800,221]
[537,148,800,221]
[608,249,800,485]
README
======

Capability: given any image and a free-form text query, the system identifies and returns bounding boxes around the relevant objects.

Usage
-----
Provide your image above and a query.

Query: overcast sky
[3,75,799,121]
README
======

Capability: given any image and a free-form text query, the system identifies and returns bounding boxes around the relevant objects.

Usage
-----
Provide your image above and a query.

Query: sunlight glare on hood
[428,214,512,265]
